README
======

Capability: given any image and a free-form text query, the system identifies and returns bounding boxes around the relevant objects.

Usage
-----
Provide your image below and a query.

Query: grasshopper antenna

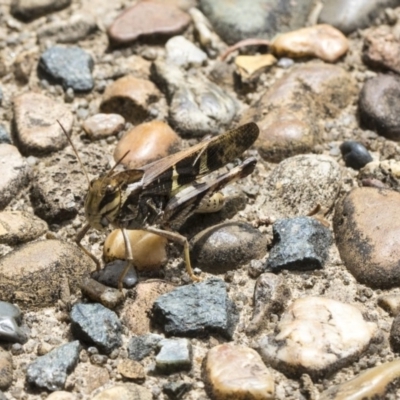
[105,150,130,178]
[57,120,91,186]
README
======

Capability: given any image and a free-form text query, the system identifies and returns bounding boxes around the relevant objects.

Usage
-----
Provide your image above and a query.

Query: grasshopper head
[85,176,122,231]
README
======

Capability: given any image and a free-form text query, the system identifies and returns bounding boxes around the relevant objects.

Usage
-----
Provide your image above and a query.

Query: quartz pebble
[103,229,168,271]
[82,113,125,141]
[11,0,71,21]
[0,349,13,390]
[320,359,400,399]
[0,144,29,210]
[0,240,92,308]
[70,303,122,354]
[257,297,378,379]
[39,46,94,92]
[359,74,400,141]
[91,383,152,400]
[166,35,207,68]
[100,76,161,124]
[122,281,175,335]
[271,24,348,62]
[0,211,47,245]
[46,392,77,400]
[340,141,373,170]
[334,187,400,288]
[267,217,332,271]
[190,222,267,274]
[108,1,191,46]
[203,343,274,400]
[26,341,80,391]
[152,60,237,137]
[156,338,192,373]
[113,121,180,168]
[153,278,238,339]
[13,92,72,156]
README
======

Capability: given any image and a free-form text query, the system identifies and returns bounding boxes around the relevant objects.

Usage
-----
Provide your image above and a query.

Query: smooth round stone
[333,187,400,288]
[113,121,180,168]
[340,140,372,170]
[117,359,145,381]
[11,0,71,21]
[13,92,73,156]
[91,384,152,400]
[0,144,29,210]
[103,229,168,271]
[203,344,274,400]
[257,297,378,379]
[107,2,190,46]
[0,240,93,308]
[270,24,348,62]
[320,360,400,399]
[0,349,12,391]
[82,113,125,140]
[190,222,268,273]
[199,0,315,44]
[166,35,207,68]
[363,26,400,75]
[318,0,399,34]
[359,74,400,141]
[0,211,47,245]
[100,76,161,124]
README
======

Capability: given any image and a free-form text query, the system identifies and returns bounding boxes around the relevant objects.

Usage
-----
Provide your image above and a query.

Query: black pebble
[340,141,372,170]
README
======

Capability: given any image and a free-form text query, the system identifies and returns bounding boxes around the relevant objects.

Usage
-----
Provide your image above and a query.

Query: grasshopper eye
[105,185,114,193]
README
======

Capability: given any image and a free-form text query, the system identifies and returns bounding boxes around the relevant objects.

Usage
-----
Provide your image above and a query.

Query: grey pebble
[39,46,94,92]
[0,316,27,344]
[340,141,373,170]
[190,221,268,274]
[128,334,163,361]
[156,338,192,374]
[0,125,11,144]
[70,303,122,354]
[0,301,21,322]
[26,341,80,391]
[153,278,238,339]
[268,216,332,271]
[165,35,207,68]
[0,391,6,400]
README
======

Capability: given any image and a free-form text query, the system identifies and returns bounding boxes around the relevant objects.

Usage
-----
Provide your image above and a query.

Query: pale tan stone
[378,294,400,316]
[82,113,125,140]
[103,229,168,271]
[91,383,152,400]
[117,359,145,381]
[203,343,274,400]
[235,54,276,80]
[47,391,77,400]
[271,24,348,62]
[113,120,180,168]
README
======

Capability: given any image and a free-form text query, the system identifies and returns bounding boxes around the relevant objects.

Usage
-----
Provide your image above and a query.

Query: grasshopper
[60,122,259,288]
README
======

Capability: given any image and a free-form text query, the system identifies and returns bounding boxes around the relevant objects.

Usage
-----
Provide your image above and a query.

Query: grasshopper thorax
[85,176,122,231]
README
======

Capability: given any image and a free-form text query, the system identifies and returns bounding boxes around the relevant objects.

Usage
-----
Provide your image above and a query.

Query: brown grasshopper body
[69,122,260,288]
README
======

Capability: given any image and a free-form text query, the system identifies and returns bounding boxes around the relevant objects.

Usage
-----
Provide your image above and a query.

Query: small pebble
[156,338,192,374]
[117,359,145,381]
[11,0,71,21]
[163,380,192,399]
[166,35,207,68]
[0,349,13,390]
[91,383,152,400]
[340,141,373,169]
[128,334,163,361]
[82,113,125,141]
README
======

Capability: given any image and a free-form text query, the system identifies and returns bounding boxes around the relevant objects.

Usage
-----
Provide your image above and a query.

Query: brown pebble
[0,211,47,245]
[13,50,36,83]
[13,92,73,156]
[107,1,191,46]
[121,281,175,334]
[82,113,125,140]
[271,24,348,62]
[203,343,274,400]
[117,359,145,382]
[333,187,400,288]
[113,120,180,168]
[103,229,168,271]
[100,76,161,124]
[0,348,13,390]
[80,277,125,309]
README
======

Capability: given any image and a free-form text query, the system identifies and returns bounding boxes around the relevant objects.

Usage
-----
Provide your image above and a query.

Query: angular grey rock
[11,0,71,22]
[70,303,122,354]
[267,217,332,271]
[39,46,94,92]
[318,0,400,35]
[0,301,21,322]
[0,316,27,343]
[128,334,163,361]
[200,0,315,44]
[190,221,268,273]
[151,60,236,137]
[153,278,238,339]
[156,338,192,373]
[26,341,80,391]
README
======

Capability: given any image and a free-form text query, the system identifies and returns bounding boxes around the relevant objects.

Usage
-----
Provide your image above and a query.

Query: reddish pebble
[82,113,125,140]
[114,120,180,168]
[107,1,191,46]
